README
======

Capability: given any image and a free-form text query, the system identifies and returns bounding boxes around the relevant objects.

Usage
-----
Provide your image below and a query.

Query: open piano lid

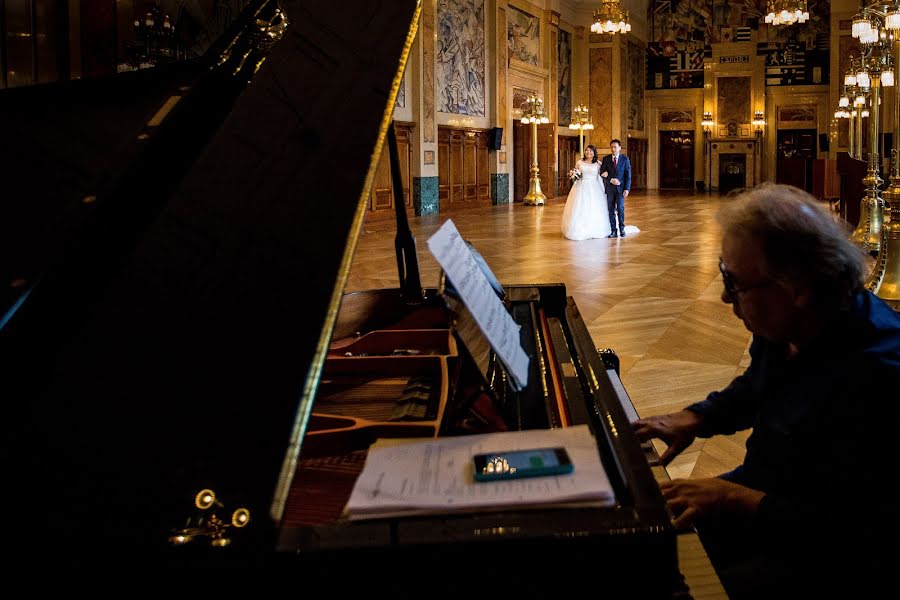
[0,0,421,558]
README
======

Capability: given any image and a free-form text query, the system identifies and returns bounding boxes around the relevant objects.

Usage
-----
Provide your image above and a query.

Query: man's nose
[721,288,734,304]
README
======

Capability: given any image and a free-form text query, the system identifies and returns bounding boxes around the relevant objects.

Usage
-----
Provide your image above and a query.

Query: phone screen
[473,447,573,481]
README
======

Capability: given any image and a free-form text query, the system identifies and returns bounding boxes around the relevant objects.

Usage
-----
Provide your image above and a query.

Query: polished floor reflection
[346,191,754,479]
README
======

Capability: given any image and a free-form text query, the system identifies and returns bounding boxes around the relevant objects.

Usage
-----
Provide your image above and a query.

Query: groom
[600,139,631,238]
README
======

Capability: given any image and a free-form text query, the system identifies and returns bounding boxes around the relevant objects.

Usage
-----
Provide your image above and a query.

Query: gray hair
[717,183,867,309]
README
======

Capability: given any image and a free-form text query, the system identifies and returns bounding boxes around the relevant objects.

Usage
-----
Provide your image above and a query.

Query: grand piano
[2,0,693,592]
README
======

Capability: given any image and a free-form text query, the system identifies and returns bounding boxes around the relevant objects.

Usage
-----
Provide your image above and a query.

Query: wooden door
[776,129,816,192]
[538,123,553,198]
[464,132,478,201]
[514,121,528,203]
[659,131,695,189]
[557,135,580,196]
[438,127,451,205]
[438,126,491,207]
[476,132,490,200]
[367,121,414,214]
[626,137,648,190]
[513,122,555,202]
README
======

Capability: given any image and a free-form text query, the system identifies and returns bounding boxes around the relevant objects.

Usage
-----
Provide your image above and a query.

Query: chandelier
[764,1,809,27]
[590,0,631,35]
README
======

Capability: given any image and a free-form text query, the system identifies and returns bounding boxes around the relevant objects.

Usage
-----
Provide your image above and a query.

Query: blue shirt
[687,290,900,548]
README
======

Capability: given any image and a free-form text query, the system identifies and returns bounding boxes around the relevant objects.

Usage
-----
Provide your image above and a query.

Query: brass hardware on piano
[168,489,251,548]
[216,0,289,76]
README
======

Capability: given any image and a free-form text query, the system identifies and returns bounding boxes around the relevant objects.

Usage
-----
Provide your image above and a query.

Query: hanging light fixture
[590,0,631,35]
[764,1,809,27]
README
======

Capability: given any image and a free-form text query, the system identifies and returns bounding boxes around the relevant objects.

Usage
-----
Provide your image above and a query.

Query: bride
[561,145,611,240]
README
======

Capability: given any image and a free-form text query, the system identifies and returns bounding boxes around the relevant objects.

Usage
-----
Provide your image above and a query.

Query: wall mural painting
[778,105,816,122]
[718,76,751,130]
[627,40,645,131]
[661,110,694,123]
[512,86,537,116]
[396,71,406,108]
[558,29,572,126]
[437,0,486,116]
[646,0,830,90]
[508,5,540,66]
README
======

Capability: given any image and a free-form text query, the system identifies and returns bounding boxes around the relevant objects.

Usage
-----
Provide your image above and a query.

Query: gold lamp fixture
[521,94,550,206]
[168,489,251,548]
[764,0,809,26]
[860,2,900,308]
[590,0,631,35]
[701,111,714,135]
[568,104,594,158]
[752,110,766,137]
[848,5,895,256]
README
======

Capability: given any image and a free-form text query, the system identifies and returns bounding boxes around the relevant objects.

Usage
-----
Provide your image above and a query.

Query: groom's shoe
[607,232,618,238]
[619,231,626,237]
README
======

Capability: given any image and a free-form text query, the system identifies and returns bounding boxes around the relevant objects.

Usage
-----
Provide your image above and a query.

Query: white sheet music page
[426,219,529,389]
[344,425,615,519]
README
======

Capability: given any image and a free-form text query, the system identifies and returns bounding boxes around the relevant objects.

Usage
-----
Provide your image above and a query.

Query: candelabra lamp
[752,110,766,157]
[568,104,594,158]
[521,95,550,206]
[752,110,766,138]
[848,4,894,255]
[865,1,900,308]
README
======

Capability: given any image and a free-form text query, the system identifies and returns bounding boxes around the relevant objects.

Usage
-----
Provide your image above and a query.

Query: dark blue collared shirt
[687,290,900,547]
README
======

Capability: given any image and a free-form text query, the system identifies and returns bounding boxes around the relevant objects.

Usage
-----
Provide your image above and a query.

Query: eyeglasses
[719,258,774,297]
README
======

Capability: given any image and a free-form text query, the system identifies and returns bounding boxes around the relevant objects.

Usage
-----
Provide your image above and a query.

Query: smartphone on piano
[473,447,573,482]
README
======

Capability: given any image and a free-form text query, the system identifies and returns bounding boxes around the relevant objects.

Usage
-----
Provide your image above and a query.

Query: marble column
[545,9,560,198]
[413,0,439,215]
[492,0,510,205]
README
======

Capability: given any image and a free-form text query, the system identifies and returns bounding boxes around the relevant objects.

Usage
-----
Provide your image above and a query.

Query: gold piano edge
[269,0,424,524]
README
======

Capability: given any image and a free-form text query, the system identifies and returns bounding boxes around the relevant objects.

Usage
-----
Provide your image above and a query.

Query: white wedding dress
[561,160,611,240]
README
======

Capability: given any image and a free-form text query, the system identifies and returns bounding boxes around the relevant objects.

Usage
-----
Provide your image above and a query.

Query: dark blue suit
[600,153,631,234]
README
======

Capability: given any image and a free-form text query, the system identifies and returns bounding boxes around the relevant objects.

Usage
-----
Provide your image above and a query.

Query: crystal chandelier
[764,1,809,27]
[590,0,631,35]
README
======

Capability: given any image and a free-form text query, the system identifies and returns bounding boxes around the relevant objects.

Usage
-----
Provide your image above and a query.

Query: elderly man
[633,184,900,597]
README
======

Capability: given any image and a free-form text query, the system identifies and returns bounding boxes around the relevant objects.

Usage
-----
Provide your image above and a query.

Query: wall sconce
[752,110,766,137]
[701,111,714,136]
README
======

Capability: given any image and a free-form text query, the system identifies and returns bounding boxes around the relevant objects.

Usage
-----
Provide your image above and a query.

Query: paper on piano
[426,219,529,389]
[344,425,615,519]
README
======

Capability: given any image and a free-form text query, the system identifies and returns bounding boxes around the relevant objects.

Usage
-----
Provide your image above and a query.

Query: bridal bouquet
[568,168,582,182]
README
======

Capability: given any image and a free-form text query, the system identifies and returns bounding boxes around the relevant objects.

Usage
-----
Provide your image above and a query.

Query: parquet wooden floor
[346,190,753,479]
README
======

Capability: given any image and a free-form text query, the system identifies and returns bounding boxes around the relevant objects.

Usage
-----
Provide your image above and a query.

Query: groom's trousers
[607,189,625,233]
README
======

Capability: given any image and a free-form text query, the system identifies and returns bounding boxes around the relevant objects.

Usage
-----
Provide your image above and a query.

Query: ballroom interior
[1,0,882,209]
[2,0,898,591]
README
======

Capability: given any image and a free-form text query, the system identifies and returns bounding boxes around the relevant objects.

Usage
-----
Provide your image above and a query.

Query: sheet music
[426,219,529,389]
[344,425,615,518]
